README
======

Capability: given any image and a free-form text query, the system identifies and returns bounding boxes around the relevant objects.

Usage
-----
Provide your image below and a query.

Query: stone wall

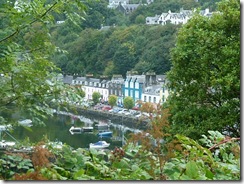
[76,108,149,130]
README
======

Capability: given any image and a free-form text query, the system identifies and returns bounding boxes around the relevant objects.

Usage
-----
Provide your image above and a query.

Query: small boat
[89,141,110,149]
[97,131,112,138]
[69,126,82,135]
[0,140,16,149]
[69,126,93,134]
[82,126,94,132]
[95,123,110,130]
[43,141,63,149]
[18,119,33,127]
[0,124,12,131]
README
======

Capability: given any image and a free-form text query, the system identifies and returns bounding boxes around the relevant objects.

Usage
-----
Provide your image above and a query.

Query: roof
[63,75,73,84]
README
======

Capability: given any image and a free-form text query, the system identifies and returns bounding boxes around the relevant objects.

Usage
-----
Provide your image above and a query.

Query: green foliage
[166,0,240,139]
[0,0,86,125]
[163,131,240,180]
[0,130,240,180]
[123,96,134,109]
[0,154,33,179]
[51,23,179,77]
[108,95,117,107]
[92,92,101,105]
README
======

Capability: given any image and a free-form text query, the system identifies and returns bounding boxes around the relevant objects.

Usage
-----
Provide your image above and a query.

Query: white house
[72,77,109,102]
[146,8,212,25]
[141,85,161,104]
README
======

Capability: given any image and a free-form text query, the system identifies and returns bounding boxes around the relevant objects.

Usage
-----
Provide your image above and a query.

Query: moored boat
[95,123,109,130]
[69,126,83,134]
[97,131,112,138]
[0,140,16,149]
[89,141,110,149]
[69,126,94,134]
[18,119,33,127]
[82,126,94,132]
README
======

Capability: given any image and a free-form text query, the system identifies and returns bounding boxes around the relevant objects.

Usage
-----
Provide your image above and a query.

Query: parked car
[132,106,140,111]
[135,112,142,118]
[94,104,103,110]
[102,106,112,111]
[109,107,122,113]
[118,109,131,116]
[129,109,138,115]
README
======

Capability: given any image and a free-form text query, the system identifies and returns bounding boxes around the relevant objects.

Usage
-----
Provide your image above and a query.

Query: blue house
[122,71,159,105]
[122,71,145,104]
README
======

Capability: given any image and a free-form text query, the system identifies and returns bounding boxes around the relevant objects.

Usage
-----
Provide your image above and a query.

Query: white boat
[43,141,63,149]
[0,140,16,149]
[0,124,12,131]
[18,119,33,127]
[95,123,109,130]
[69,126,94,134]
[69,126,82,135]
[89,141,110,149]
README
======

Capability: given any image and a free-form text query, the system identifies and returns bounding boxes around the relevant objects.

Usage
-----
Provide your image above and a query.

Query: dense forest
[49,0,221,78]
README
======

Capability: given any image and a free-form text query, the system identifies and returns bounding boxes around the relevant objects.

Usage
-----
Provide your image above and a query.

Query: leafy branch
[208,136,240,151]
[0,1,58,43]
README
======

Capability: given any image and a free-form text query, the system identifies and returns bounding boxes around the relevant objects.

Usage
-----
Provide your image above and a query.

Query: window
[130,90,133,97]
[125,90,128,96]
[149,96,151,102]
[135,82,139,89]
[125,81,128,88]
[144,96,147,102]
[130,81,134,88]
[153,97,156,103]
[135,91,139,98]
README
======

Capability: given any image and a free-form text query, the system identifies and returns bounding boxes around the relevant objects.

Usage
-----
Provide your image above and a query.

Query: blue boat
[97,131,112,138]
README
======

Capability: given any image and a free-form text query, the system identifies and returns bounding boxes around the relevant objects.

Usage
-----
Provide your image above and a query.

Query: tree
[135,14,145,24]
[0,0,86,125]
[140,102,156,114]
[108,95,117,108]
[123,96,134,110]
[92,92,101,105]
[113,42,137,77]
[133,61,151,74]
[166,0,240,139]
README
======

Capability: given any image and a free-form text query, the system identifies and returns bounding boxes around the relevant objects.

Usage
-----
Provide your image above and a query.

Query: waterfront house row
[62,71,169,106]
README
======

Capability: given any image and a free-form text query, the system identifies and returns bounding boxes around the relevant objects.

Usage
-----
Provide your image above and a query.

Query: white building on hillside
[146,8,213,25]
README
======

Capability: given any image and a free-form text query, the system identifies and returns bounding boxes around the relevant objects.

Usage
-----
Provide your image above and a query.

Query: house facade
[108,75,124,104]
[146,8,212,25]
[123,71,145,104]
[72,76,109,102]
[63,72,170,107]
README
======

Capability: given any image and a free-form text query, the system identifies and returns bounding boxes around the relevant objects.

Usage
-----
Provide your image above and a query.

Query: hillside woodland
[49,0,221,77]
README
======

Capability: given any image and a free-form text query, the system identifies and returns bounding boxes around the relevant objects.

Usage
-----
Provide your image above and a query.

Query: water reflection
[10,111,141,150]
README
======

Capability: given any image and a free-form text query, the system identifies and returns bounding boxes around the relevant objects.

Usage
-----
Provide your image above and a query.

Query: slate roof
[63,75,73,84]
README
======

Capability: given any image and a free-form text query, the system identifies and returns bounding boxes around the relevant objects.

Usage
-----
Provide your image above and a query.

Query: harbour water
[2,111,142,150]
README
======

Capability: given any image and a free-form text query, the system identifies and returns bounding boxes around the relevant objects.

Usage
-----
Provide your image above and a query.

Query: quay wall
[74,108,149,130]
